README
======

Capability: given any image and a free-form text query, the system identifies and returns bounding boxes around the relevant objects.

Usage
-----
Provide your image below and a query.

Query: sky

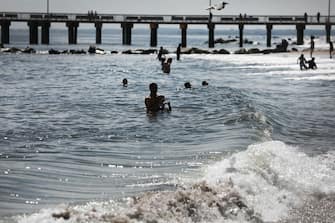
[1,0,334,16]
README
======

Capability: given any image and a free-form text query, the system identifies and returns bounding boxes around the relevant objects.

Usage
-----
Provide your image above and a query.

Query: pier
[1,12,335,47]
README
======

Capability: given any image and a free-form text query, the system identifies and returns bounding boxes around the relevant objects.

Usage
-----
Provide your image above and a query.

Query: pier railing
[1,12,335,24]
[1,12,334,47]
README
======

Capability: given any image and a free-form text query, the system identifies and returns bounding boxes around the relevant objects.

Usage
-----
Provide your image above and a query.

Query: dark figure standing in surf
[145,83,171,113]
[329,41,334,59]
[310,36,315,58]
[297,54,308,70]
[157,46,164,61]
[176,44,181,61]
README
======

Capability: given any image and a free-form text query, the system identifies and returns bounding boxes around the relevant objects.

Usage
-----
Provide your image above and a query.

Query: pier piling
[0,20,10,44]
[150,23,158,47]
[326,24,331,43]
[296,24,305,45]
[66,22,79,44]
[121,23,133,45]
[180,23,188,48]
[95,22,102,44]
[239,24,244,48]
[28,21,39,44]
[266,24,273,47]
[208,23,215,48]
[41,22,50,44]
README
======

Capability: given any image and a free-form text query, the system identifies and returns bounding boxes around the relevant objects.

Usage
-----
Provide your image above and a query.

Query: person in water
[307,57,317,70]
[122,78,128,87]
[145,83,171,113]
[184,82,192,89]
[176,44,181,61]
[297,54,308,70]
[162,58,173,74]
[329,41,334,59]
[310,36,315,58]
[157,46,164,61]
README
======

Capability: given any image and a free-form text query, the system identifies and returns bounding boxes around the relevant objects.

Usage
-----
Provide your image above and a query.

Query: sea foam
[15,141,335,223]
[204,141,335,222]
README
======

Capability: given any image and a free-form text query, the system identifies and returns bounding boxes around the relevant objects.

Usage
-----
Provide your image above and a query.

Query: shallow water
[1,28,335,222]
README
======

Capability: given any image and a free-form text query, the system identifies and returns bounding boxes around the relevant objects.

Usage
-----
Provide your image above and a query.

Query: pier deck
[1,12,334,47]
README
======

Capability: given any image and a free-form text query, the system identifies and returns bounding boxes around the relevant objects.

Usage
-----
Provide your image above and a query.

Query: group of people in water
[122,44,208,114]
[297,36,317,70]
[127,35,333,113]
[157,44,182,74]
[297,54,317,70]
[297,35,334,70]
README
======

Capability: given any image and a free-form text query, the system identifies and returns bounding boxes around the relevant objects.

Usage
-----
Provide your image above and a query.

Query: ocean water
[1,27,335,223]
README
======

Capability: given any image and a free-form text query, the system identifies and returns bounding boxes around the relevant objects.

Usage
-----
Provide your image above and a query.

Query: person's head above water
[149,82,158,96]
[122,78,128,86]
[184,82,192,89]
[202,81,208,86]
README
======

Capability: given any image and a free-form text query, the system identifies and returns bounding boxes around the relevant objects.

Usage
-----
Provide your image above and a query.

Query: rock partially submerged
[88,45,106,54]
[21,47,36,54]
[212,49,230,54]
[48,48,61,54]
[214,38,237,44]
[182,47,211,54]
[122,49,158,55]
[1,47,22,53]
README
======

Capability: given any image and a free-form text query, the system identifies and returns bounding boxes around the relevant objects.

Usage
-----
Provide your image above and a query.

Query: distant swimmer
[162,58,173,74]
[157,46,164,61]
[310,36,315,58]
[145,83,171,113]
[122,78,128,87]
[329,41,334,59]
[297,54,308,70]
[307,57,317,70]
[206,1,228,10]
[184,82,192,89]
[176,44,181,61]
[202,81,209,86]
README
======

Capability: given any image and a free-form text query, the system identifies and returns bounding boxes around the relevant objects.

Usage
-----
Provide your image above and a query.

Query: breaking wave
[13,141,335,223]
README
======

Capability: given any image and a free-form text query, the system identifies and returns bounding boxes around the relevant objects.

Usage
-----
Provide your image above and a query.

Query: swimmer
[202,81,209,86]
[184,82,192,89]
[122,78,128,87]
[145,83,171,113]
[162,58,173,74]
[307,57,317,70]
[297,54,308,70]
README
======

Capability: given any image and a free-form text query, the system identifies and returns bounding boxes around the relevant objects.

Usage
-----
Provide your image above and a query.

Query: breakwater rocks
[1,45,293,56]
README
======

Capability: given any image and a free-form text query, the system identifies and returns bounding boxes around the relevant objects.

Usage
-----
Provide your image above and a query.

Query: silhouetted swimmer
[162,58,173,74]
[202,81,209,86]
[176,44,181,61]
[329,41,334,59]
[157,46,164,61]
[184,82,192,89]
[307,57,317,70]
[297,54,308,70]
[145,83,171,113]
[310,36,315,58]
[122,78,128,87]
